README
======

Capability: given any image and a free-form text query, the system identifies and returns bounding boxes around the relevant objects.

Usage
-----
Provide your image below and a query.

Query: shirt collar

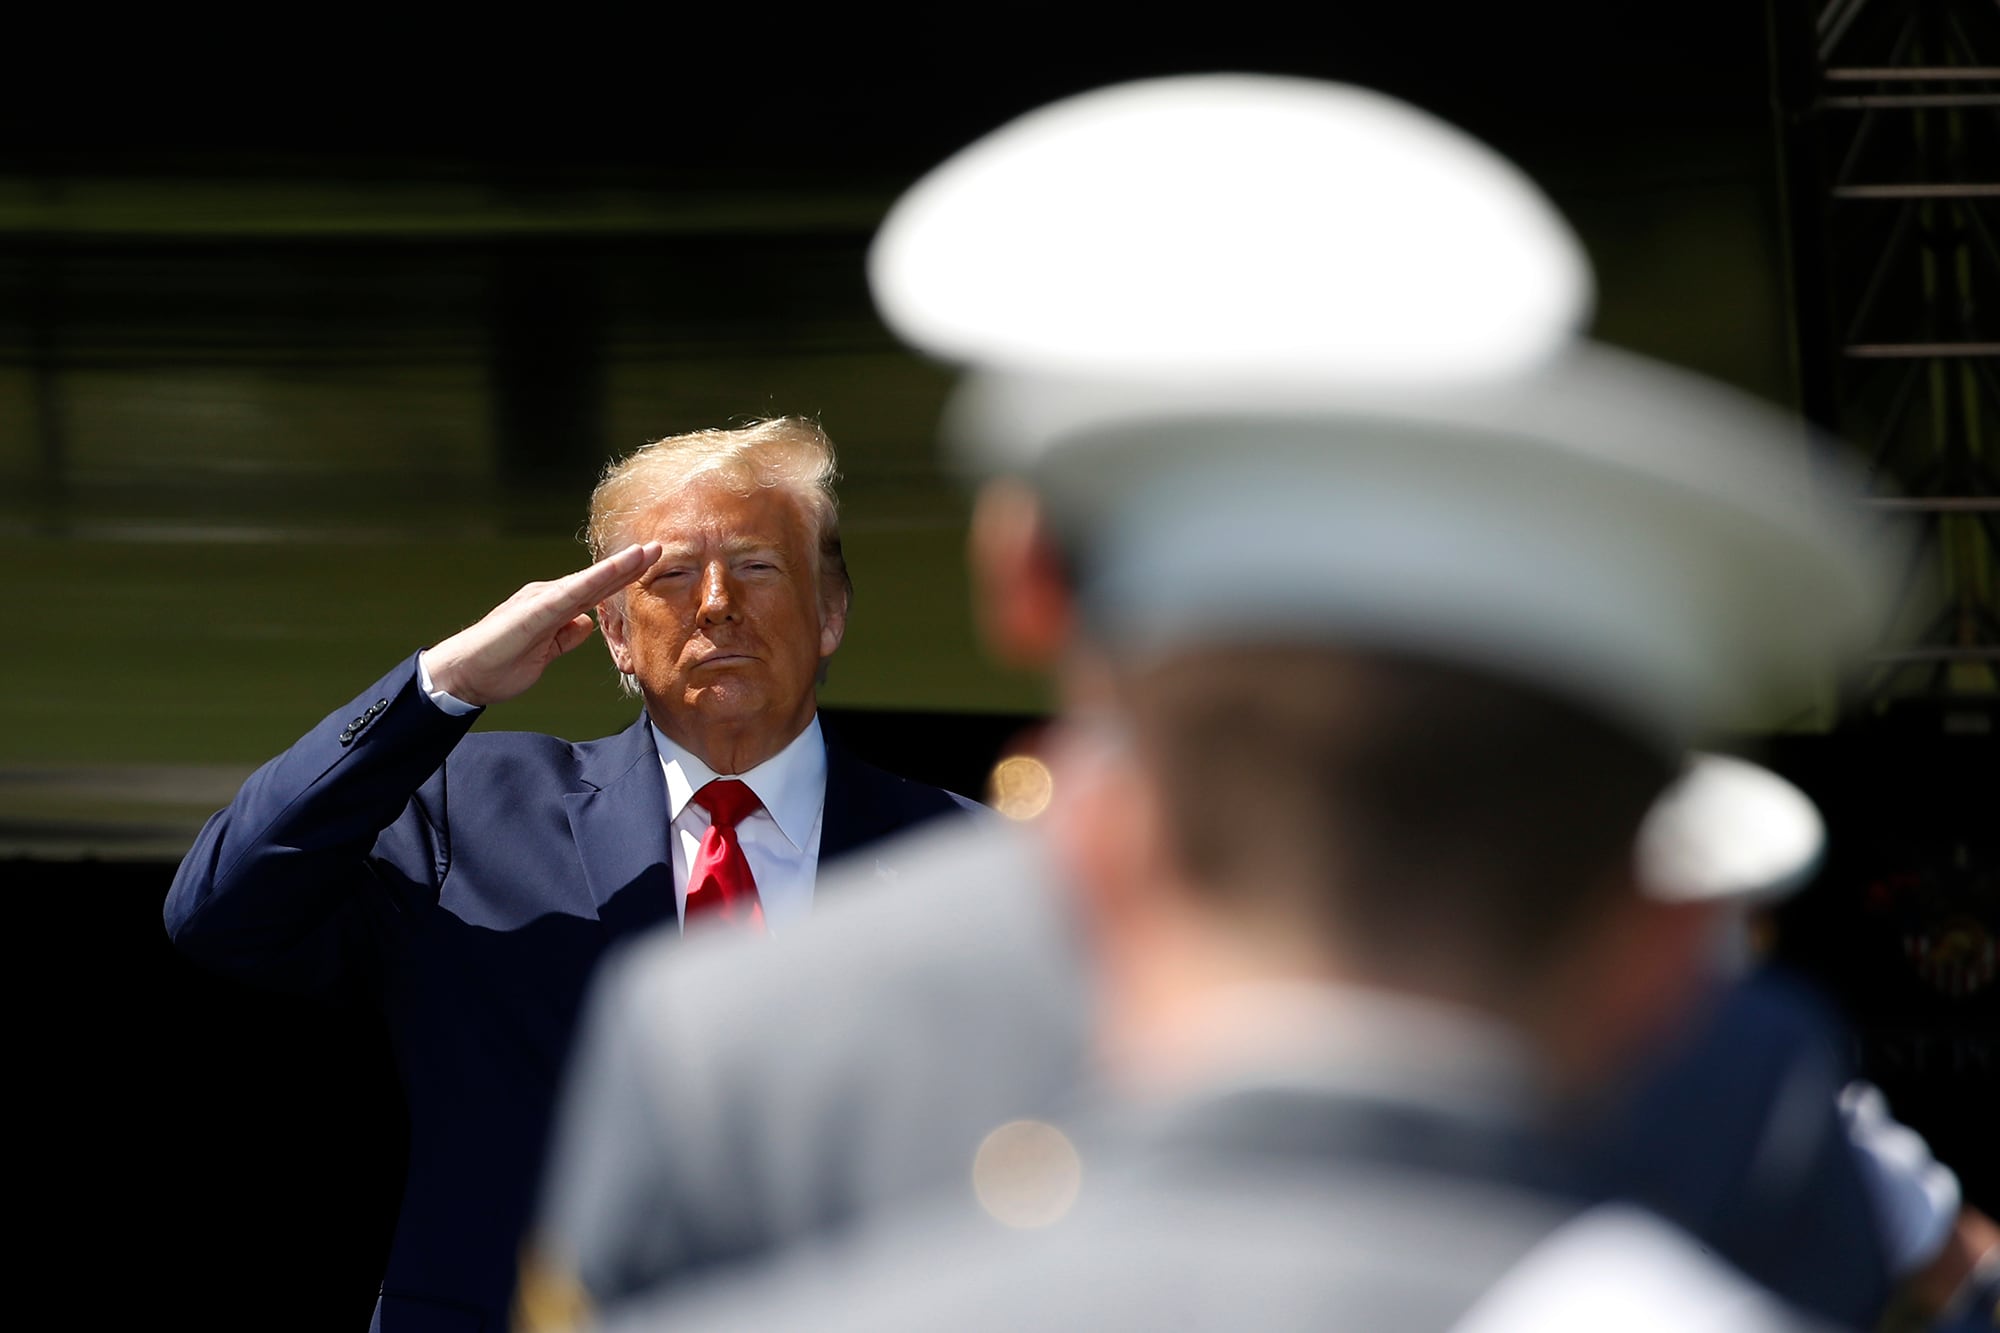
[649,714,827,852]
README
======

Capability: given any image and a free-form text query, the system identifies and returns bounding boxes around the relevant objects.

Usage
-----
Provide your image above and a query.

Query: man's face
[601,476,845,768]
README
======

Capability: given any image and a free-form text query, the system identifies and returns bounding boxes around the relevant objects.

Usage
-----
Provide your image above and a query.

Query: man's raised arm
[162,542,660,992]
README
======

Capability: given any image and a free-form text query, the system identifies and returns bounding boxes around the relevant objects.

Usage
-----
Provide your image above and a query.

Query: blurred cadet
[1839,1083,2000,1330]
[527,76,1897,1333]
[1577,754,2000,1328]
[163,418,978,1332]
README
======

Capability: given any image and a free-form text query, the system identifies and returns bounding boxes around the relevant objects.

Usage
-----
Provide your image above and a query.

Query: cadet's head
[868,74,1887,1084]
[872,75,1587,677]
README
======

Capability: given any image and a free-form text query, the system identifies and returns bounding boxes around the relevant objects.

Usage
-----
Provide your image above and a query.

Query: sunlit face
[600,476,845,763]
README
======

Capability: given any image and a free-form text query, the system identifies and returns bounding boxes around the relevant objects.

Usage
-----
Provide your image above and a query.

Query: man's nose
[698,564,738,623]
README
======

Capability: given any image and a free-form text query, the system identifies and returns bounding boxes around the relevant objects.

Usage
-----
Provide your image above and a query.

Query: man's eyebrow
[648,543,700,566]
[646,538,784,566]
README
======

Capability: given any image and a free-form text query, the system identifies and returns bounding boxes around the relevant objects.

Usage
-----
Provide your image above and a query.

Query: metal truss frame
[1770,0,2000,728]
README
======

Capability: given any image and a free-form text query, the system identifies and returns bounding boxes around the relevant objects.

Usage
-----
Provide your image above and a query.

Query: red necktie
[685,779,766,933]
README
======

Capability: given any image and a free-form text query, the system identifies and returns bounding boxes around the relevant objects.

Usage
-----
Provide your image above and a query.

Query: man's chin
[676,679,780,721]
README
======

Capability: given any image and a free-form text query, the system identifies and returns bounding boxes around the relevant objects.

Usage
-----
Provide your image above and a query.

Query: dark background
[6,7,1995,1330]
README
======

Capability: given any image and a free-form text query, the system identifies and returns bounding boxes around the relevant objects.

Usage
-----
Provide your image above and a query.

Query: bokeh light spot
[972,1119,1082,1229]
[987,754,1054,821]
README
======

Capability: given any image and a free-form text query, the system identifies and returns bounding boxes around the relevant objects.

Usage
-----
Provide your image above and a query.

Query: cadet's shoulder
[1454,1204,1831,1333]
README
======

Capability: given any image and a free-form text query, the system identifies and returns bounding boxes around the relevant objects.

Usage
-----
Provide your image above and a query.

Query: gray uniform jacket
[536,818,1091,1303]
[571,965,1822,1333]
[534,819,1835,1332]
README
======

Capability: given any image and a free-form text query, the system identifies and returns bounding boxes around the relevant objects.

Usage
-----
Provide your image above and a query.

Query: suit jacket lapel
[819,738,909,864]
[564,715,679,939]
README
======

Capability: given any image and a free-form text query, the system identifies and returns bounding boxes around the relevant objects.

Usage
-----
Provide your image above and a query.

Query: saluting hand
[423,542,662,708]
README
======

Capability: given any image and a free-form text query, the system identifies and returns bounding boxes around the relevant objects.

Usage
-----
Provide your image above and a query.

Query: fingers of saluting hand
[520,536,660,624]
[488,541,664,660]
[532,542,664,625]
[424,543,663,708]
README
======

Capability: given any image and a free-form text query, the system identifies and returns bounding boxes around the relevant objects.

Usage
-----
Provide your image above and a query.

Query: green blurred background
[1,7,1801,856]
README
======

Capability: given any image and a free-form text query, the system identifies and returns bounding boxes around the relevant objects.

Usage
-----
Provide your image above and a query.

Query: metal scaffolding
[1770,0,2000,731]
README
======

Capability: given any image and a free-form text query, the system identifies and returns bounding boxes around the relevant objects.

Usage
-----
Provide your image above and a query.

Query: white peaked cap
[1636,754,1826,905]
[867,73,1896,749]
[870,74,1592,385]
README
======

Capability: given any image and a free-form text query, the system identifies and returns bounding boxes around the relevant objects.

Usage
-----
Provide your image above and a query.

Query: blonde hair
[587,416,849,600]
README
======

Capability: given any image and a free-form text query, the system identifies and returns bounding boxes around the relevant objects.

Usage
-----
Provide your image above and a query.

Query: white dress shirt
[650,716,827,937]
[416,650,827,937]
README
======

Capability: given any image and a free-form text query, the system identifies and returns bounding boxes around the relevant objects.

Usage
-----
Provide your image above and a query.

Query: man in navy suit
[164,416,977,1331]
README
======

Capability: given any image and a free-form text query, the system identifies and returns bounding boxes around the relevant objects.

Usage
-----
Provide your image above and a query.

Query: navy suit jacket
[163,653,977,1332]
[1573,967,1893,1327]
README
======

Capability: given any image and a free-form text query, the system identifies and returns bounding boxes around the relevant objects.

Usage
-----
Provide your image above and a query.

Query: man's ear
[598,600,634,675]
[818,583,849,660]
[969,480,1073,670]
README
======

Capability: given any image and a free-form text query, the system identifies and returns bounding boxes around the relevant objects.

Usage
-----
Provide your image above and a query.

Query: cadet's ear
[1045,715,1176,941]
[969,480,1074,670]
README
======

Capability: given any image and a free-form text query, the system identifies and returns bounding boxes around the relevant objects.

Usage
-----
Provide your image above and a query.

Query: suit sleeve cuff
[416,650,483,717]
